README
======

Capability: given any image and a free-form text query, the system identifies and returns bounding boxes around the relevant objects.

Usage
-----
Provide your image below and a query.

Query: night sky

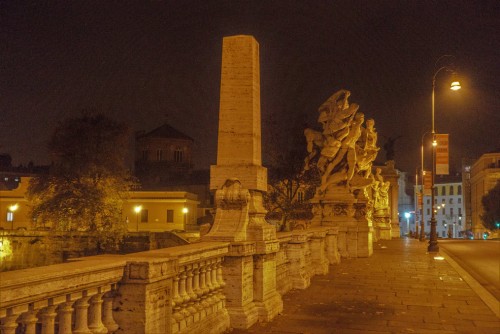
[1,0,499,175]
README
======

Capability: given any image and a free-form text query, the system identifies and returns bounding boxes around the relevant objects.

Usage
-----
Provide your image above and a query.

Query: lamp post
[404,212,411,237]
[134,205,142,232]
[182,207,189,227]
[8,204,18,230]
[415,168,419,239]
[419,131,431,241]
[428,56,461,253]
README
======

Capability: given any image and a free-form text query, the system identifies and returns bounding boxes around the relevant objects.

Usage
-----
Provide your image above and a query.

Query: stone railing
[0,229,339,333]
[0,256,125,334]
[276,226,340,293]
[0,242,230,334]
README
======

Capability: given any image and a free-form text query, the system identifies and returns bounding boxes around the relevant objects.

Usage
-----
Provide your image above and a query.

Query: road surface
[439,239,500,300]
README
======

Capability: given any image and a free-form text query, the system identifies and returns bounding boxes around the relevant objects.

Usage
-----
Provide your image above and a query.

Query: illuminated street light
[8,204,18,230]
[134,205,142,232]
[404,212,411,237]
[183,207,189,226]
[428,55,461,253]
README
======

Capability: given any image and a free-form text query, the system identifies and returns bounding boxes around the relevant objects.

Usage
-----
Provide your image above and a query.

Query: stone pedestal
[311,185,373,258]
[203,35,283,329]
[373,212,392,241]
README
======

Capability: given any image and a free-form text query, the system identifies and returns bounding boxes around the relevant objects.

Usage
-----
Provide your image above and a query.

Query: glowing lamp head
[182,207,189,214]
[9,204,18,212]
[450,81,461,91]
[404,212,411,219]
[134,205,142,213]
[432,140,437,147]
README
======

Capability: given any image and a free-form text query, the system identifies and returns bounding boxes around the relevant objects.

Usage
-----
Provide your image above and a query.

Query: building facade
[135,123,194,186]
[470,152,500,239]
[415,178,465,238]
[0,177,199,232]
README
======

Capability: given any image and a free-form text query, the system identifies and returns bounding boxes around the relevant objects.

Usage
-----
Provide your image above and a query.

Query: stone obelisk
[204,35,282,328]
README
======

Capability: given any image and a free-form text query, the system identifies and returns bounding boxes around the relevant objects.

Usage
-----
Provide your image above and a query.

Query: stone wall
[0,231,189,272]
[0,226,340,333]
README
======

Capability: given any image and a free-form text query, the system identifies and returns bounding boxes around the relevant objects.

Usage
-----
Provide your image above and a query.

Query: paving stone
[228,239,499,333]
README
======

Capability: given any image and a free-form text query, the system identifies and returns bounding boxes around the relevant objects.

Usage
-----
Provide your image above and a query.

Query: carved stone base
[222,255,259,329]
[311,186,373,258]
[373,214,392,241]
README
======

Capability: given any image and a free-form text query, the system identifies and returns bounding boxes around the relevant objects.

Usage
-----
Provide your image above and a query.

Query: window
[434,199,437,204]
[434,188,438,196]
[426,199,430,205]
[6,212,13,222]
[449,198,453,204]
[427,208,430,215]
[174,148,183,162]
[167,210,174,223]
[156,149,163,161]
[297,190,304,203]
[450,208,454,216]
[449,186,454,195]
[442,231,446,237]
[458,208,462,215]
[442,199,445,204]
[458,185,462,195]
[442,220,446,226]
[458,198,462,204]
[142,150,149,161]
[442,207,445,215]
[140,209,148,223]
[441,186,446,196]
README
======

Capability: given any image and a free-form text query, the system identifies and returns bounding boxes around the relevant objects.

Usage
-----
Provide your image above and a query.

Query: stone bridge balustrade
[0,256,125,334]
[113,242,230,334]
[275,226,340,293]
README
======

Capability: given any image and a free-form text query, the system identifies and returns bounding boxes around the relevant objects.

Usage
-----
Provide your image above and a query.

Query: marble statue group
[304,89,390,212]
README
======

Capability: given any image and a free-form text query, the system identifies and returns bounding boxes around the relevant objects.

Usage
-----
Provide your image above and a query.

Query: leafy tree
[480,180,500,231]
[264,131,319,231]
[27,113,136,250]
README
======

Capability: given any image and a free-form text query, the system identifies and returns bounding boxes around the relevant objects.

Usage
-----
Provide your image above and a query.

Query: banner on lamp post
[423,170,432,196]
[435,134,449,175]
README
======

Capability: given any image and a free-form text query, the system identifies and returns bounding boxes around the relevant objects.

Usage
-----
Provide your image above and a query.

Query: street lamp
[8,204,18,230]
[419,131,432,241]
[182,207,189,227]
[134,205,142,232]
[404,212,411,237]
[428,56,461,253]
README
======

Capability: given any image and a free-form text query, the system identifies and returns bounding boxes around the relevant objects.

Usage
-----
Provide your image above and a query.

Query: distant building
[134,123,213,223]
[415,175,465,238]
[135,123,194,186]
[0,177,199,232]
[470,152,500,239]
[398,171,415,236]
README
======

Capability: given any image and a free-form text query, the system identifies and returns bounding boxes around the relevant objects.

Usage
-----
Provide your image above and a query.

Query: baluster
[210,261,219,290]
[0,309,19,334]
[73,295,92,334]
[57,301,74,334]
[102,290,119,333]
[179,268,190,304]
[39,305,57,334]
[185,266,197,316]
[20,307,38,334]
[88,292,108,333]
[217,258,225,289]
[190,264,205,320]
[171,275,185,332]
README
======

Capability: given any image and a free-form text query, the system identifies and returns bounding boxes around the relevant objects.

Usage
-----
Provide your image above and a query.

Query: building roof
[137,123,194,141]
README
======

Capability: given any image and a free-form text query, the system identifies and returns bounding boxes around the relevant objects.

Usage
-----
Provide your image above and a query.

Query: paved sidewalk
[230,238,499,334]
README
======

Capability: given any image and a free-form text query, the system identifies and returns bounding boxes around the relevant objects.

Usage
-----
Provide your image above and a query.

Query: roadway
[439,239,500,300]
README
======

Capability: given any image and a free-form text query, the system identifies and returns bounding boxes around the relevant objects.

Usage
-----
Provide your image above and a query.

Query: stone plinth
[203,35,282,329]
[311,185,373,258]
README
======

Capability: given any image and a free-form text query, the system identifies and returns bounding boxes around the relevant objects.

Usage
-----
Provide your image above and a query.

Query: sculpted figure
[304,90,380,195]
[321,112,364,186]
[372,168,390,212]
